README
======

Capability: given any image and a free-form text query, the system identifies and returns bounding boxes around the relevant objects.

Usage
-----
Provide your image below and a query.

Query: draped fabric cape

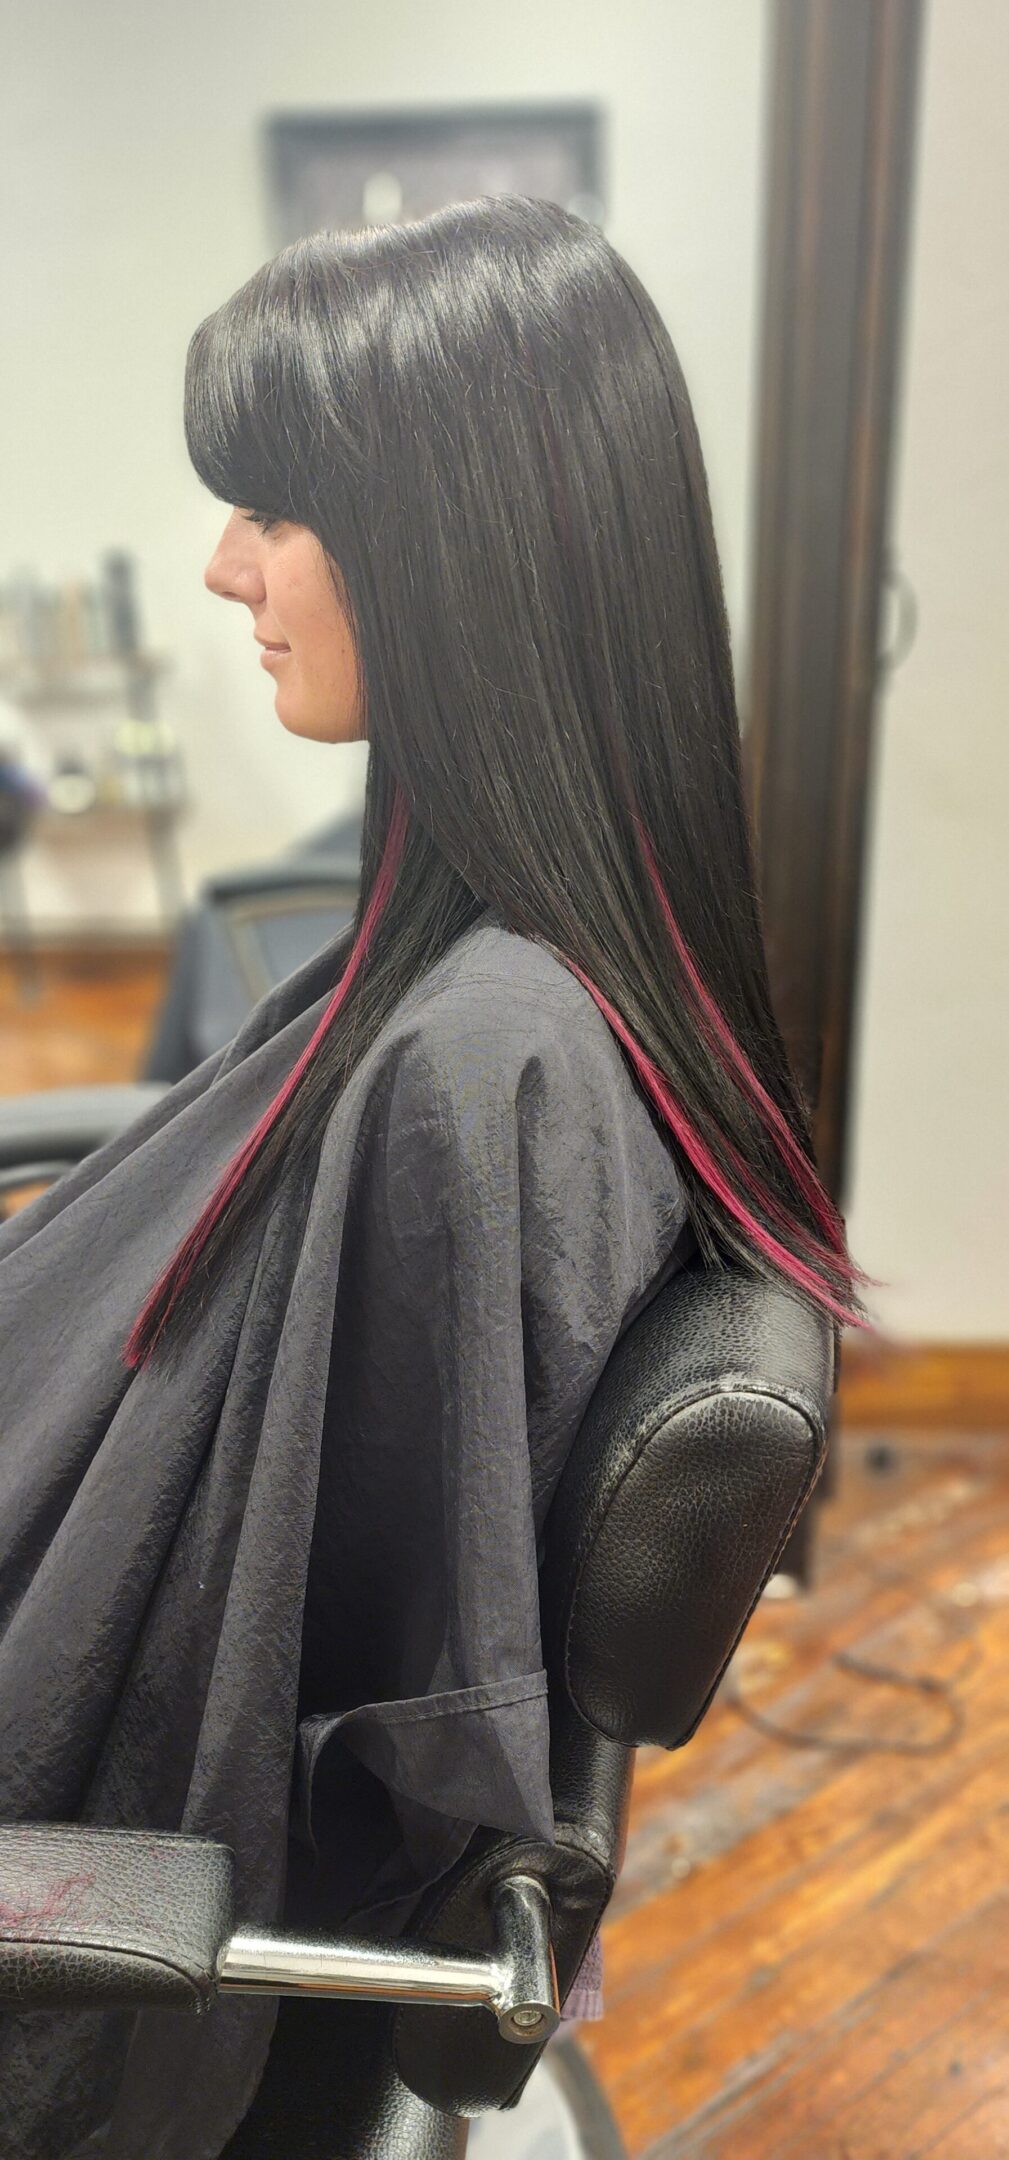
[0,906,691,2160]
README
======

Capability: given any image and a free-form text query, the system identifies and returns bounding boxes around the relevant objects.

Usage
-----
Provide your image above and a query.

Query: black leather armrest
[0,1823,234,2012]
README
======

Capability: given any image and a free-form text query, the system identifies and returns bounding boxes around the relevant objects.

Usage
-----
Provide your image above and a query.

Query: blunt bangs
[183,269,306,520]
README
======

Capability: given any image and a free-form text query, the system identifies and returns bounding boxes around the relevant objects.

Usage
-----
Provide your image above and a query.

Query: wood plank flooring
[2,940,1008,2156]
[581,1424,1009,2156]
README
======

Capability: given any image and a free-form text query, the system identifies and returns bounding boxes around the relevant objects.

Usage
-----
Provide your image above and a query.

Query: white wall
[845,0,1009,1341]
[1,0,766,932]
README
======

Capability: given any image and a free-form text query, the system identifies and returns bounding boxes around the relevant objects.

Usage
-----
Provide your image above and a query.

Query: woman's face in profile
[204,509,365,744]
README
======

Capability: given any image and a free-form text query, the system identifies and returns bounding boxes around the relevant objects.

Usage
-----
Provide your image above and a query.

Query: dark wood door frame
[743,0,927,1205]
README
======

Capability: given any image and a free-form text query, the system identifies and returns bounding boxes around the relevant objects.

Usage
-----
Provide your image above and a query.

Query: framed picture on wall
[262,102,606,244]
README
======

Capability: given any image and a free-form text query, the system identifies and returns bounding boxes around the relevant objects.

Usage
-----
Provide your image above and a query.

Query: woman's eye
[242,510,281,535]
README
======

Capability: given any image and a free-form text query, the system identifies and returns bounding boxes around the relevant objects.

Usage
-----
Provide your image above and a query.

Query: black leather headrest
[540,1262,834,1748]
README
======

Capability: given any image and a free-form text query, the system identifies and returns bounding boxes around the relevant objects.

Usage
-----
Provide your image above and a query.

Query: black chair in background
[0,810,363,1222]
[142,807,364,1084]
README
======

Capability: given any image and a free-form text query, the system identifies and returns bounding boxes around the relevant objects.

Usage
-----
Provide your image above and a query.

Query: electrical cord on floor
[721,1553,984,1757]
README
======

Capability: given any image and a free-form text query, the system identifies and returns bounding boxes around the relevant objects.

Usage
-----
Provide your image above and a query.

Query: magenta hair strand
[631,814,853,1257]
[556,952,872,1333]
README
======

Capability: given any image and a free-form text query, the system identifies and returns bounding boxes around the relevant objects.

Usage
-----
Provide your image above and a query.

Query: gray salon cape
[0,904,693,2160]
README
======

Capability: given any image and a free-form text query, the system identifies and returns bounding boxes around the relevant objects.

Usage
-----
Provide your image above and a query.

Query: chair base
[215,2001,626,2160]
[218,1995,468,2160]
[470,2035,626,2158]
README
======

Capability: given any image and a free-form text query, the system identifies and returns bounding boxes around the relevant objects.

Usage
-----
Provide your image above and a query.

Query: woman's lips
[259,643,291,670]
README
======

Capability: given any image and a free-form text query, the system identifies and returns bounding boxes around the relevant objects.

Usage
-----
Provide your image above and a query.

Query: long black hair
[124,193,875,1370]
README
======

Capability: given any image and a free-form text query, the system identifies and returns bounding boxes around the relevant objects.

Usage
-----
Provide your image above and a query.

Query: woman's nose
[204,518,265,605]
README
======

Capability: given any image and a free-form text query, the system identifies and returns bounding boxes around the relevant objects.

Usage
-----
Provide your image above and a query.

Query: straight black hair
[124,193,875,1370]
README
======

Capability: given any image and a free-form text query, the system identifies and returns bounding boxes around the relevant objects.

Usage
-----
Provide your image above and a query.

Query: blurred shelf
[0,653,172,709]
[30,797,188,833]
[1,635,187,937]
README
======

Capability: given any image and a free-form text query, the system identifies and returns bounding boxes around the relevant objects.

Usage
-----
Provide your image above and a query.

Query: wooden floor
[3,944,1008,2158]
[582,1422,1009,2157]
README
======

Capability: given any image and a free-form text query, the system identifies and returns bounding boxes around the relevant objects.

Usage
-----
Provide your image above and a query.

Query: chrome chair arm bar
[217,1876,559,2046]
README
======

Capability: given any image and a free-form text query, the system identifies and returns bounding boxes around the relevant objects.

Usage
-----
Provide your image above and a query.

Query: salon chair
[141,807,364,1083]
[0,1077,834,2157]
[0,811,362,1221]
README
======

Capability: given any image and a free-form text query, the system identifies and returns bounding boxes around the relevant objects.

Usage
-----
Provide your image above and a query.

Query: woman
[0,194,871,2159]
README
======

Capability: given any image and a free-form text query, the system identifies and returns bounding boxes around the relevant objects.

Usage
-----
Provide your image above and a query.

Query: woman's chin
[272,689,326,741]
[274,704,313,739]
[273,692,364,745]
